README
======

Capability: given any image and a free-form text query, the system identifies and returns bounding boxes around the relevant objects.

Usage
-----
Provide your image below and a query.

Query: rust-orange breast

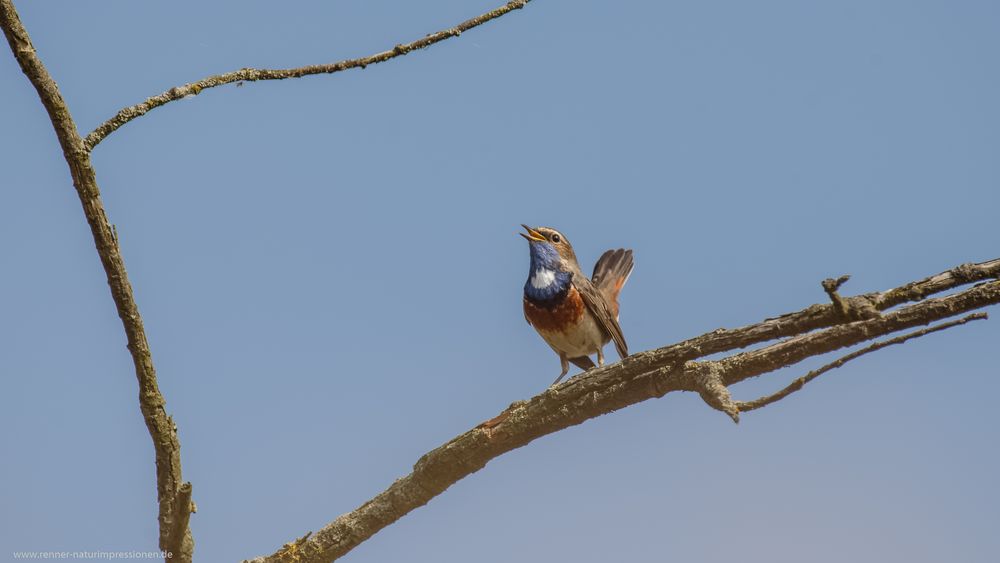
[523,285,586,333]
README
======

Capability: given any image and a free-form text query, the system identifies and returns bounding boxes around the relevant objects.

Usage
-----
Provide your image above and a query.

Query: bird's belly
[524,288,608,357]
[538,312,605,357]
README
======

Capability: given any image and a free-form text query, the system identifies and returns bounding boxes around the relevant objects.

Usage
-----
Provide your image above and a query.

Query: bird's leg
[597,347,605,367]
[552,353,570,386]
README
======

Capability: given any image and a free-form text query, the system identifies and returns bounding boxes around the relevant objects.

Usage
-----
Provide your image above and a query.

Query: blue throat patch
[524,242,572,303]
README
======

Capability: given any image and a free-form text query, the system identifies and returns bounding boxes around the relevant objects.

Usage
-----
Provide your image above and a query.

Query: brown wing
[574,276,628,359]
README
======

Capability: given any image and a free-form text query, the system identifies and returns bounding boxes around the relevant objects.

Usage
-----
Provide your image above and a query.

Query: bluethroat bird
[520,225,634,385]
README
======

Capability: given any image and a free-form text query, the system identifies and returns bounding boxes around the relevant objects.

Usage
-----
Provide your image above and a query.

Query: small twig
[736,312,988,413]
[821,274,880,321]
[822,274,852,319]
[83,0,532,150]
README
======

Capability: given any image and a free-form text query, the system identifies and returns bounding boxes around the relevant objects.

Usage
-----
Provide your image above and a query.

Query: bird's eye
[551,234,561,243]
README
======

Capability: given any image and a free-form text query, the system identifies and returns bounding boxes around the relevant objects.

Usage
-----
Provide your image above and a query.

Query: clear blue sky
[2,1,998,561]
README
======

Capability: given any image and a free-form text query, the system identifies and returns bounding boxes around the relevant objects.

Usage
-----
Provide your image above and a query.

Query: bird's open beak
[520,224,546,242]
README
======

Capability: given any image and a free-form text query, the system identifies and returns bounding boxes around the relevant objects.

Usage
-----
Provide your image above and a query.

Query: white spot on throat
[531,268,557,289]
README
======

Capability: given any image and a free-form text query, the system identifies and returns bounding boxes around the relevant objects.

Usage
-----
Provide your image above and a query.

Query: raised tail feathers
[591,248,634,317]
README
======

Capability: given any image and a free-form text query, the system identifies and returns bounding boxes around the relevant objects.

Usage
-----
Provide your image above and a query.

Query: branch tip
[691,364,740,424]
[822,274,851,293]
[822,274,852,318]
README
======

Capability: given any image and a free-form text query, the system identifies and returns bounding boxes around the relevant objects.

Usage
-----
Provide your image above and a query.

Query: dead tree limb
[1,1,193,560]
[244,261,999,563]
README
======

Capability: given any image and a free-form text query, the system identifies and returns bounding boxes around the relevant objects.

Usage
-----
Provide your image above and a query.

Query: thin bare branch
[83,0,533,150]
[736,312,988,413]
[245,271,999,563]
[1,2,192,560]
[717,281,999,387]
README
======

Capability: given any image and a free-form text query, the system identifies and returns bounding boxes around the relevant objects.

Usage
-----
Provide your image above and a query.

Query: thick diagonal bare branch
[245,268,999,563]
[83,0,532,150]
[1,2,193,560]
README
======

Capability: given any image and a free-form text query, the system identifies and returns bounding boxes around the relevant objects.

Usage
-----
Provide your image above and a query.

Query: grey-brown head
[519,224,581,272]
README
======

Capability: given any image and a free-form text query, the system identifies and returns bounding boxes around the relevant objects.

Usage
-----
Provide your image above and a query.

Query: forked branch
[736,312,987,413]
